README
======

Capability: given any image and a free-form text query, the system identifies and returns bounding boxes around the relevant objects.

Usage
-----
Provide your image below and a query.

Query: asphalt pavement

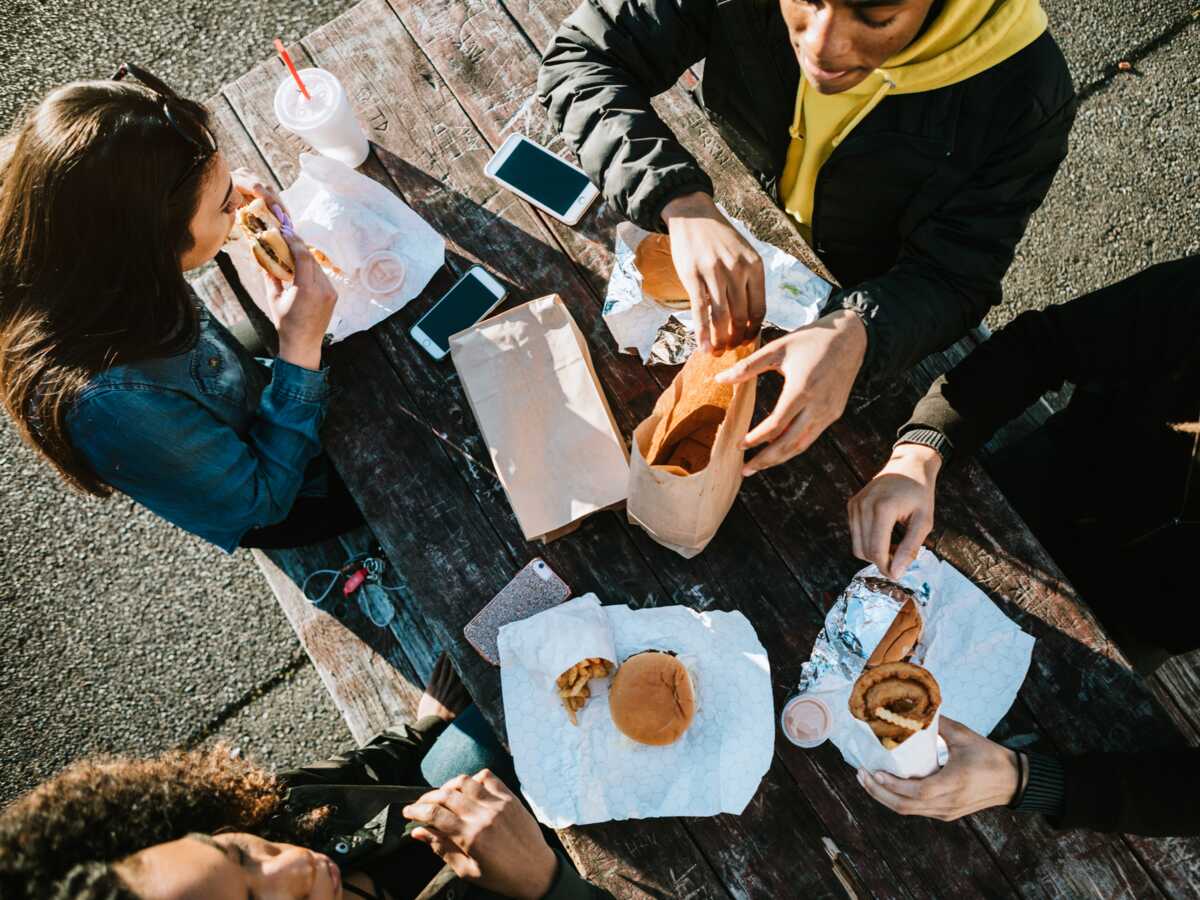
[1,1,1198,806]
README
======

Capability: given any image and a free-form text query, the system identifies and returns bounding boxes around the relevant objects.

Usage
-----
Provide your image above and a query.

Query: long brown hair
[0,80,213,495]
[0,744,329,900]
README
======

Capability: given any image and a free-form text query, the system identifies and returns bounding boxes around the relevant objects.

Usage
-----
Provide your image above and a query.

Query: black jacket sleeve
[537,0,715,231]
[839,78,1076,384]
[1047,750,1200,836]
[900,255,1200,457]
[277,717,448,789]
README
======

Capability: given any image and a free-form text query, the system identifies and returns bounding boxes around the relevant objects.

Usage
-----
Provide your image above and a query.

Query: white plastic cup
[273,68,369,168]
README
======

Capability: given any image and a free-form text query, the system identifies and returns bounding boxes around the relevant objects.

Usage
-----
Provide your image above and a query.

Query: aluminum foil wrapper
[647,316,697,366]
[602,214,832,365]
[795,548,1035,776]
[797,573,932,694]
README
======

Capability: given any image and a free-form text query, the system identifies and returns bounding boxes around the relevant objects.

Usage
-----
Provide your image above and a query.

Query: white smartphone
[410,266,507,360]
[484,133,600,226]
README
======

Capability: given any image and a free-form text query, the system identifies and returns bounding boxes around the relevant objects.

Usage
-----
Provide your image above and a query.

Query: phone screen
[494,138,591,216]
[415,271,502,353]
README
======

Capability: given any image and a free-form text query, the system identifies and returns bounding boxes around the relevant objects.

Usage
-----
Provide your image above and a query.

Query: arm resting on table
[900,255,1200,458]
[1016,749,1200,836]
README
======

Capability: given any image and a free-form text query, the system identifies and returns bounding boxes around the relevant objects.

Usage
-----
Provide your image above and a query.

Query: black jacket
[537,0,1076,382]
[279,717,611,899]
[901,256,1200,835]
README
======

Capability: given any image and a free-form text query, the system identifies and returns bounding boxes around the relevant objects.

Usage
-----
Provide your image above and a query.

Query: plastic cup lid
[781,694,833,749]
[360,249,406,295]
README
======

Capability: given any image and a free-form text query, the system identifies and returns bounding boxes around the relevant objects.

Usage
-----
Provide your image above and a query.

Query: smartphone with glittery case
[464,559,570,666]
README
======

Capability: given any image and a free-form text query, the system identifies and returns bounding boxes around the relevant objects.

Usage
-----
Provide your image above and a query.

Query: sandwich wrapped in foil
[603,217,831,365]
[795,549,1036,776]
[797,572,932,694]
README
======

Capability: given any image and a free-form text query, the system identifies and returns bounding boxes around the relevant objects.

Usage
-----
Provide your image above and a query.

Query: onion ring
[848,662,941,745]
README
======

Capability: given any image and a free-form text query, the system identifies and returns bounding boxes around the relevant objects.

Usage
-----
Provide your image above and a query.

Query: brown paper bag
[450,294,630,543]
[626,341,757,557]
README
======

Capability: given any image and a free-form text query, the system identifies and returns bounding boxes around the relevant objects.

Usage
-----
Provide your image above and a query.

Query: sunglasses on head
[111,62,218,196]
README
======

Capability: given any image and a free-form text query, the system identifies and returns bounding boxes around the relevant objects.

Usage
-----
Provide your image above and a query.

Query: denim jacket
[67,300,330,552]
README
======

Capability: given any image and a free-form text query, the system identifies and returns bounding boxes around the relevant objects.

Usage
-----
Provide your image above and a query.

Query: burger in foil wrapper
[798,573,932,695]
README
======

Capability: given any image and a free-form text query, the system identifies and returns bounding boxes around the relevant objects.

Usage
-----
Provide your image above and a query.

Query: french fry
[555,657,615,725]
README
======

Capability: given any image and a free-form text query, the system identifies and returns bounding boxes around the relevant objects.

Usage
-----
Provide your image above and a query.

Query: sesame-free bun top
[608,651,695,746]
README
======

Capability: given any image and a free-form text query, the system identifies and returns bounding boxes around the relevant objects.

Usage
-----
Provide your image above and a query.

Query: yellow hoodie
[779,0,1048,243]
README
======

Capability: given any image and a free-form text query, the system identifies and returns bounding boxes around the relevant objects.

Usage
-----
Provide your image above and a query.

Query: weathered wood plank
[190,265,247,330]
[250,537,425,745]
[220,29,747,900]
[350,1,1032,897]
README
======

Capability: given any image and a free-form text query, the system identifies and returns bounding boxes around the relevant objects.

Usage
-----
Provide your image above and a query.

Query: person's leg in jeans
[419,704,518,790]
[240,457,365,549]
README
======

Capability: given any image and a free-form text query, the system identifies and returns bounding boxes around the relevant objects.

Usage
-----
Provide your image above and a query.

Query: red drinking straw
[274,38,310,101]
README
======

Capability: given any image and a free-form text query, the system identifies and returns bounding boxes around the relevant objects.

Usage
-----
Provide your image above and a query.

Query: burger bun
[608,651,695,746]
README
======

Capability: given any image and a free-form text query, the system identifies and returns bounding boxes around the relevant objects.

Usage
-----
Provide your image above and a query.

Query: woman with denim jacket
[0,67,362,552]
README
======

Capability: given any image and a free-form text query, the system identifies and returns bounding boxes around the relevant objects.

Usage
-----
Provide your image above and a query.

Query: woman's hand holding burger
[265,206,338,372]
[227,167,337,371]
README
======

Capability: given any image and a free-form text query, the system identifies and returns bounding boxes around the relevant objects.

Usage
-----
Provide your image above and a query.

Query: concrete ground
[1,2,1199,805]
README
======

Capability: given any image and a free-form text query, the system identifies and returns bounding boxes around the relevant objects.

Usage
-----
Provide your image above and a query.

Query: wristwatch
[894,427,953,463]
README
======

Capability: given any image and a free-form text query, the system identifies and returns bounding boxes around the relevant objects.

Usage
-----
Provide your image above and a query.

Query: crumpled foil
[647,316,697,366]
[794,548,1036,774]
[797,573,932,695]
[602,215,832,365]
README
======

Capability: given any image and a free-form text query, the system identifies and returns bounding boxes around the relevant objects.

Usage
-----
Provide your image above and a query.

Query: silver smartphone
[484,133,600,226]
[410,265,507,360]
[463,558,571,665]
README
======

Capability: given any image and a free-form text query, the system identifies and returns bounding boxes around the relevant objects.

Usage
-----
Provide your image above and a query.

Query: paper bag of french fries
[626,341,758,558]
[497,594,617,726]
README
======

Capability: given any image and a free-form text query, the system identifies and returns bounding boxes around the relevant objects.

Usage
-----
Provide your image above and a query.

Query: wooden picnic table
[193,0,1200,895]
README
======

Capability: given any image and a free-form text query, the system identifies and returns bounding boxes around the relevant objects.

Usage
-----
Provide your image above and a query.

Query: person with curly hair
[0,657,610,900]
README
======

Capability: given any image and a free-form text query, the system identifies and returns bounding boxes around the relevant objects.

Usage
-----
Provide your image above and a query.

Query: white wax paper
[498,600,774,827]
[602,212,832,364]
[799,549,1035,777]
[225,153,445,342]
[497,594,616,689]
